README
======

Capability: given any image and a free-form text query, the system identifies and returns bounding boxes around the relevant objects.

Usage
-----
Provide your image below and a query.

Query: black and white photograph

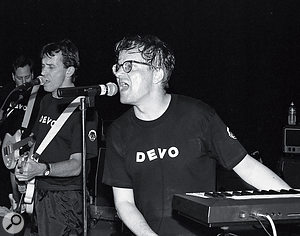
[1,1,300,235]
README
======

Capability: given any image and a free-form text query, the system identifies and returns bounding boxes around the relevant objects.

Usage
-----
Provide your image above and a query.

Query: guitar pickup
[3,145,12,156]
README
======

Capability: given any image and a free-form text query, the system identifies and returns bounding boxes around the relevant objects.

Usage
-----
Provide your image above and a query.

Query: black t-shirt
[0,83,44,207]
[103,94,247,235]
[33,94,98,190]
[0,83,44,139]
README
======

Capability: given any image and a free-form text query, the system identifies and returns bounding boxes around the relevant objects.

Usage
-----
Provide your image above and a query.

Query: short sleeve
[102,123,132,188]
[205,112,247,170]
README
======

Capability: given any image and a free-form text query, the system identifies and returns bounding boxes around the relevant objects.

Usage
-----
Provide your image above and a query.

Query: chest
[121,120,208,175]
[35,101,79,143]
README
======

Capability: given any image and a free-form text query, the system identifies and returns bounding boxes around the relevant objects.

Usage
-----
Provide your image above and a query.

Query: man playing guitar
[14,39,98,236]
[0,55,44,212]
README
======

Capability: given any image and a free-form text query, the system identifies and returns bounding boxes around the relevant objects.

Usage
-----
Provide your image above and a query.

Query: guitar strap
[15,95,85,212]
[21,85,40,129]
[34,96,84,157]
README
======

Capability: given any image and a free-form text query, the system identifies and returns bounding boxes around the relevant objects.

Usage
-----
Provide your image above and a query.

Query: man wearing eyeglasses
[102,35,291,236]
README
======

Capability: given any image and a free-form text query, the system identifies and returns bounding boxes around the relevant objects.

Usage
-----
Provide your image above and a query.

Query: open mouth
[119,81,129,91]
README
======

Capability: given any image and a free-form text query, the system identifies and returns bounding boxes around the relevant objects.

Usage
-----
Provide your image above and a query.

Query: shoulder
[0,83,17,103]
[172,94,216,118]
[40,94,76,105]
[109,108,133,130]
[40,93,52,102]
[105,108,136,142]
[0,83,15,94]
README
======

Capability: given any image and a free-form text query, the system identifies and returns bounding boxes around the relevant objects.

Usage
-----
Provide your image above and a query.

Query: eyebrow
[16,74,31,77]
[42,62,55,66]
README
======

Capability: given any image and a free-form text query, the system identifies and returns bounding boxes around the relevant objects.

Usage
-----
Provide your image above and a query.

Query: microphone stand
[79,91,96,236]
[0,88,24,124]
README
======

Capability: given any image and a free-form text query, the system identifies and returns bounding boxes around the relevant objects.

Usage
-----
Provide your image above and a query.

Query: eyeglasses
[113,60,152,73]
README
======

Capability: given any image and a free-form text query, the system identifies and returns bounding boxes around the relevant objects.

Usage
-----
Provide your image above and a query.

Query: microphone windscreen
[106,82,118,96]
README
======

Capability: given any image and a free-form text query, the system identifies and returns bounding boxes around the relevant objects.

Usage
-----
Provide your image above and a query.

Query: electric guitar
[2,129,34,170]
[1,129,36,213]
[19,150,37,214]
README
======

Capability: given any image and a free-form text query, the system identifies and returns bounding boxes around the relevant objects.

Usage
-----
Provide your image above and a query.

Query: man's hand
[17,183,27,194]
[15,158,45,181]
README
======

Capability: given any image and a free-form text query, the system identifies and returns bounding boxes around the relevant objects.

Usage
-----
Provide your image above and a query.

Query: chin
[120,96,132,105]
[43,85,55,93]
[43,87,51,92]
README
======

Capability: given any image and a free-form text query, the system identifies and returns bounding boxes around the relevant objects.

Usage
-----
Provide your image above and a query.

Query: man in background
[0,55,44,209]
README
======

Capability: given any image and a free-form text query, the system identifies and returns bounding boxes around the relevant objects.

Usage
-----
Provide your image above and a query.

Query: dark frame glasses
[113,60,152,73]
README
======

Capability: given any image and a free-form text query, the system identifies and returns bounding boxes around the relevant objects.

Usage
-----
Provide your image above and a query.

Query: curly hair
[115,35,175,88]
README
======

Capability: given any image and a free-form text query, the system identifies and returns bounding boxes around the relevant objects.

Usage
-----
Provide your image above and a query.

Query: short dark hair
[12,55,34,74]
[115,35,175,88]
[41,39,80,82]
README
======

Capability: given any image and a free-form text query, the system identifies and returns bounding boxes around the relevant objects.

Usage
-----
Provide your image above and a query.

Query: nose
[112,64,125,77]
[41,68,46,76]
[112,65,118,76]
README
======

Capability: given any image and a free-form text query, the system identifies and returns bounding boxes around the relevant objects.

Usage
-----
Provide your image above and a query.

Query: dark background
[1,0,300,193]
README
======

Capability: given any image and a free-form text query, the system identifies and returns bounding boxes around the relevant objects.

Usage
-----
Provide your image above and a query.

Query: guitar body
[2,129,34,170]
[24,178,35,211]
[2,129,22,169]
[2,129,36,214]
[2,87,40,214]
[21,145,36,214]
[14,155,36,214]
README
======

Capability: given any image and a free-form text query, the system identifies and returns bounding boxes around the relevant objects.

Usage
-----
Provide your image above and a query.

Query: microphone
[15,76,45,91]
[57,82,118,97]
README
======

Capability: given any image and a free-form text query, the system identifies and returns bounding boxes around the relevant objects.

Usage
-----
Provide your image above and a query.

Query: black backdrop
[1,0,300,173]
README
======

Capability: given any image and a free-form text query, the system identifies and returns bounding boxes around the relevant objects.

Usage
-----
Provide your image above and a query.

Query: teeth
[120,82,129,87]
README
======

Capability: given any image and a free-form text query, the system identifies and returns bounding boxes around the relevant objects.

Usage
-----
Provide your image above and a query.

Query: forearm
[234,154,291,190]
[115,201,158,236]
[48,156,81,177]
[15,153,82,181]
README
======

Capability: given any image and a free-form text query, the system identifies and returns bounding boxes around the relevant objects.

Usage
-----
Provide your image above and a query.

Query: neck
[134,93,171,121]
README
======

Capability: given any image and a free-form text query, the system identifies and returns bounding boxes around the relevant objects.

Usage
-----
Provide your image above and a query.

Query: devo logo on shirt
[136,146,180,162]
[226,127,237,139]
[6,104,27,118]
[39,115,56,127]
[88,129,97,142]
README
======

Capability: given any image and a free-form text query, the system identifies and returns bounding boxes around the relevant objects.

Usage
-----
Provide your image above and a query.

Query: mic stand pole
[80,97,88,236]
[79,92,96,236]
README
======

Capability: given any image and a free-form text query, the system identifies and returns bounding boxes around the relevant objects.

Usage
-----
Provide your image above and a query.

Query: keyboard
[172,189,300,227]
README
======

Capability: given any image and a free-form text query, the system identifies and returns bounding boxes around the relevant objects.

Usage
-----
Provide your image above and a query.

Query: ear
[66,66,75,78]
[153,68,165,84]
[12,73,16,82]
